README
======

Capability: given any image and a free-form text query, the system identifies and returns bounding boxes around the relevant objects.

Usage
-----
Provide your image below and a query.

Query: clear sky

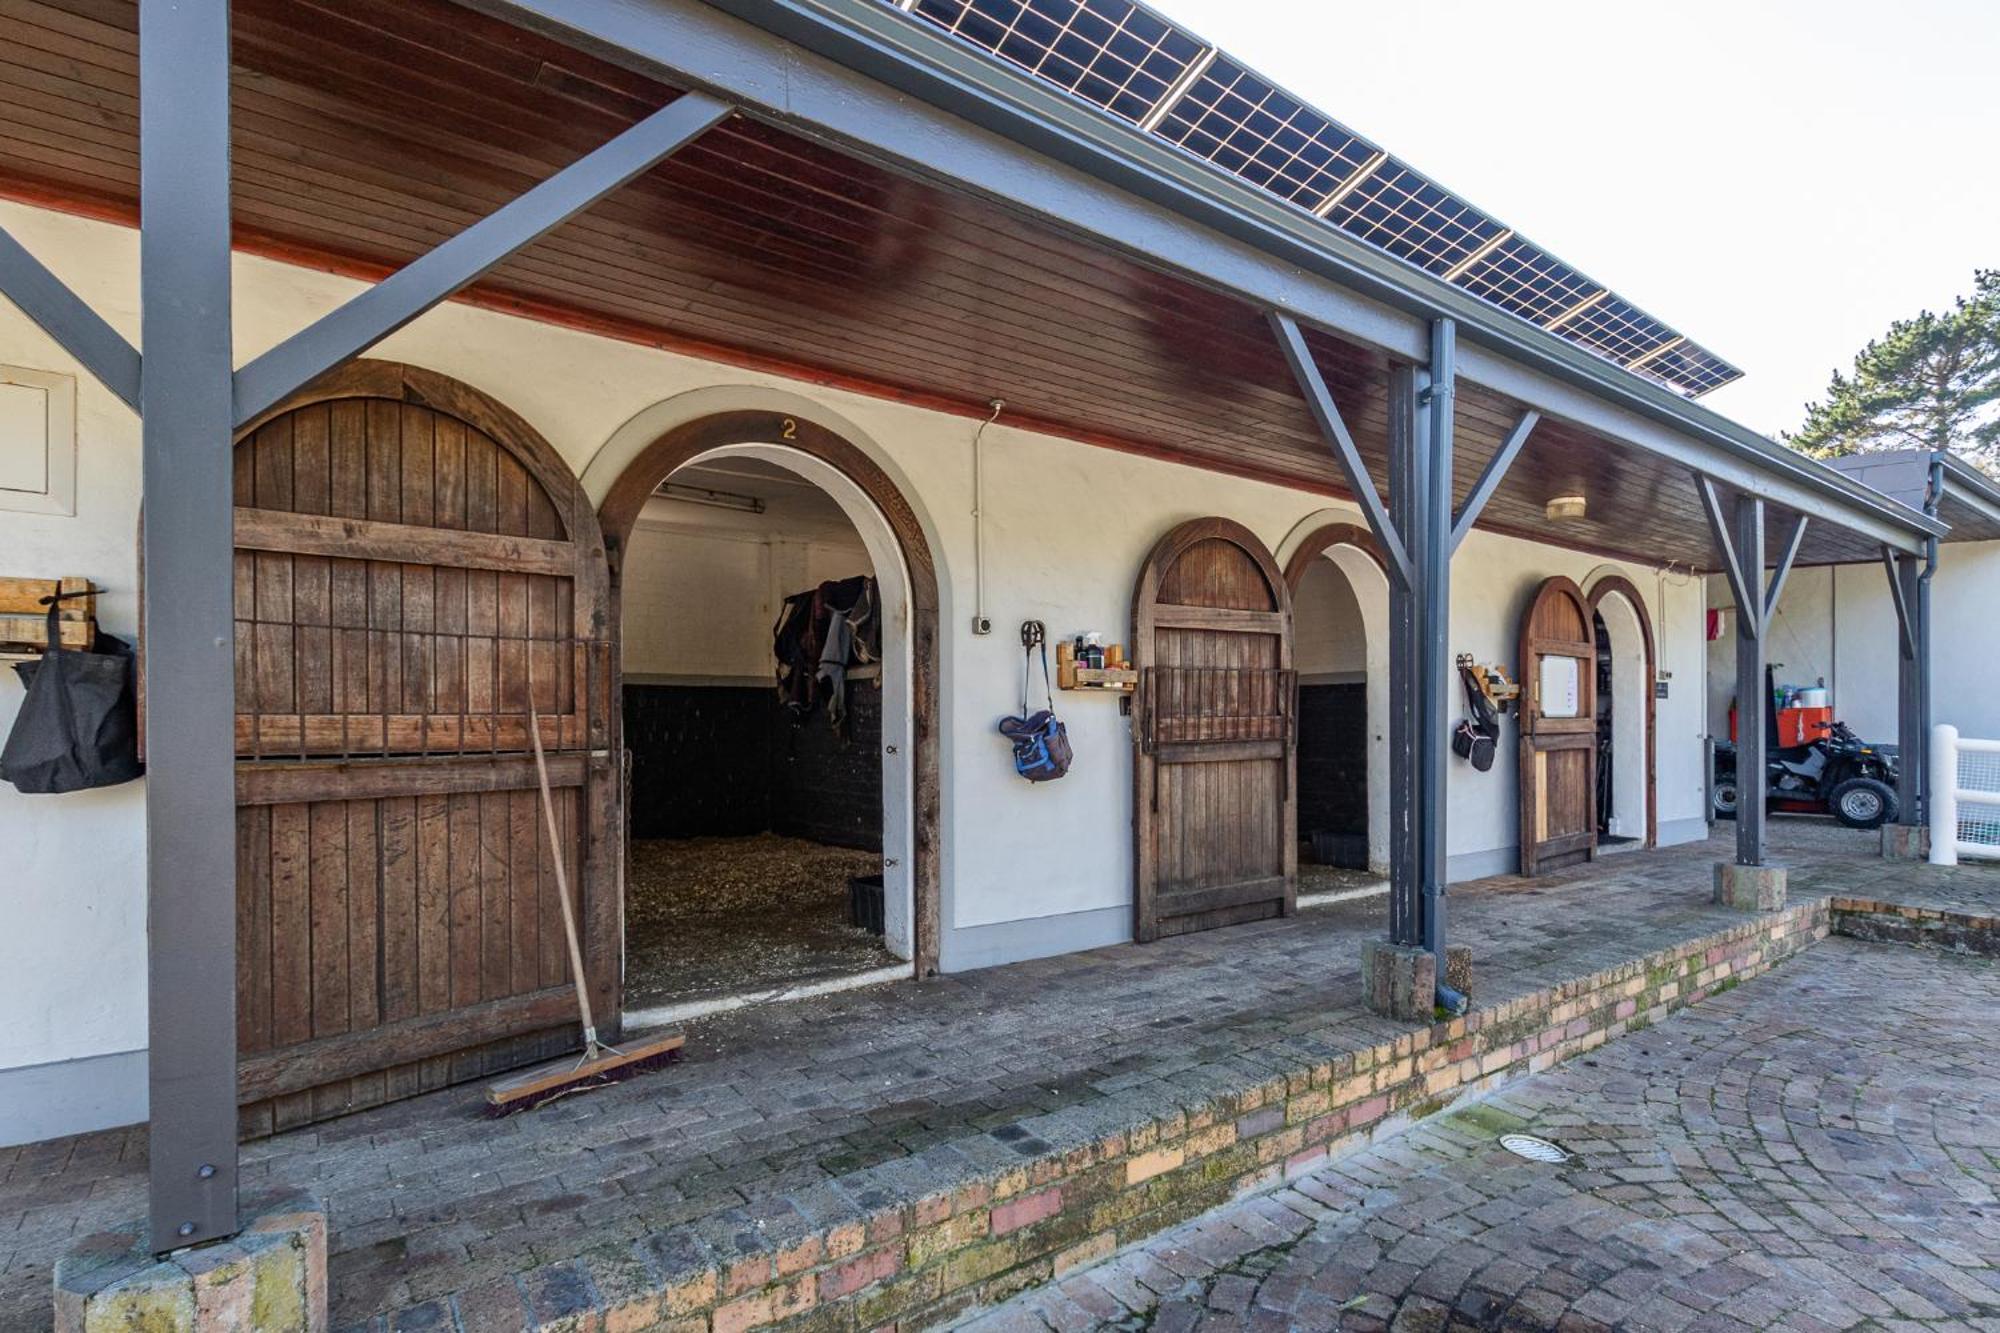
[1150,0,2000,438]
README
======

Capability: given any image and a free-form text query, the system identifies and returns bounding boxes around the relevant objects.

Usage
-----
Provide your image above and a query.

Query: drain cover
[1499,1133,1570,1164]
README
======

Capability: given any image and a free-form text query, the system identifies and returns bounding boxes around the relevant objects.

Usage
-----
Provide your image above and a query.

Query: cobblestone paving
[971,936,2000,1333]
[1,822,1991,1328]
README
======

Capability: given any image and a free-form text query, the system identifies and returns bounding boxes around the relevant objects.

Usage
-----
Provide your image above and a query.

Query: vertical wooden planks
[235,804,272,1060]
[330,401,371,746]
[464,433,499,747]
[230,367,613,1129]
[479,790,512,1006]
[307,800,349,1120]
[415,791,453,1093]
[508,787,540,996]
[267,802,313,1131]
[345,800,383,1111]
[1132,519,1294,940]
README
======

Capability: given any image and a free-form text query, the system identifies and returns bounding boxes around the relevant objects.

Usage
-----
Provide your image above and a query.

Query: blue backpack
[998,626,1071,783]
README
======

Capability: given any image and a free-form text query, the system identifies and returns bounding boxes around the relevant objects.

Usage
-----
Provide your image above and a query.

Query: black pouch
[1452,662,1500,773]
[1,600,144,794]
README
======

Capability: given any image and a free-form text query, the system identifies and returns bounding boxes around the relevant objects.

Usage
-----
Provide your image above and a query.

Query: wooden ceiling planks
[0,0,1876,571]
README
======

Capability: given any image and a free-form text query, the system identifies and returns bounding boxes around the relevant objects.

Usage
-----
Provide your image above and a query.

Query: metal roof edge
[692,0,1937,541]
[1938,452,2000,526]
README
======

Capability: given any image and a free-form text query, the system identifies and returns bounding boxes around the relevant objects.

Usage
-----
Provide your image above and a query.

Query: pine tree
[1785,269,2000,474]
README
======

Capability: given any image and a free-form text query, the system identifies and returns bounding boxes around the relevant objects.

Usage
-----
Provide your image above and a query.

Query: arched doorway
[1519,576,1599,875]
[1132,517,1296,940]
[227,361,616,1132]
[1281,523,1390,884]
[1586,575,1658,849]
[598,410,941,989]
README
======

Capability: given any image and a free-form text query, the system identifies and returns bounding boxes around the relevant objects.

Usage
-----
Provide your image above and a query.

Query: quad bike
[1711,719,1900,830]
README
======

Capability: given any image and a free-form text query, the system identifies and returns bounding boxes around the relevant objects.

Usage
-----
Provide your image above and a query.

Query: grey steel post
[1384,361,1421,947]
[1418,319,1455,964]
[140,0,239,1252]
[1914,457,1944,822]
[1890,550,1924,824]
[1732,494,1767,867]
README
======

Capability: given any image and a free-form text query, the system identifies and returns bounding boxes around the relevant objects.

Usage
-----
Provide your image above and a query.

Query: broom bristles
[483,1033,685,1116]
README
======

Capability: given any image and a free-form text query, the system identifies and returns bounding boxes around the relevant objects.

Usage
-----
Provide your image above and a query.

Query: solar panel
[1442,235,1596,327]
[1322,157,1507,276]
[1630,340,1739,396]
[1150,56,1378,211]
[908,0,1207,124]
[1558,294,1679,366]
[889,0,1742,396]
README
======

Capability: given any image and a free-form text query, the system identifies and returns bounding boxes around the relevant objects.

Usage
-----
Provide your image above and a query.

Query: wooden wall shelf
[0,577,96,656]
[1062,666,1137,694]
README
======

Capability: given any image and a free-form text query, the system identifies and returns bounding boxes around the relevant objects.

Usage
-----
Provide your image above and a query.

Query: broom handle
[529,687,596,1042]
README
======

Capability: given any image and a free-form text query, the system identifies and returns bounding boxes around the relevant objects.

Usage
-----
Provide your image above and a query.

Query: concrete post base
[55,1196,326,1333]
[1362,940,1436,1020]
[1881,824,1930,861]
[1713,862,1787,913]
[1444,944,1473,1002]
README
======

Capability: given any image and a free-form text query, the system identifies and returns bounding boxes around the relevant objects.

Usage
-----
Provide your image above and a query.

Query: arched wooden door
[1519,576,1597,875]
[1133,518,1295,941]
[228,362,614,1134]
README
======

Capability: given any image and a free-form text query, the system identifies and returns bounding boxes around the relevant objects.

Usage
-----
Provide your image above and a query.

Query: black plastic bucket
[848,873,885,934]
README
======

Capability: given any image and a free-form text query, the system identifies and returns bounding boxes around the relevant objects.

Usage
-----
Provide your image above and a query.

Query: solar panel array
[888,0,1742,397]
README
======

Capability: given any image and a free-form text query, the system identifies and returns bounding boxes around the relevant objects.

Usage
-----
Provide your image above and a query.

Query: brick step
[359,903,1832,1332]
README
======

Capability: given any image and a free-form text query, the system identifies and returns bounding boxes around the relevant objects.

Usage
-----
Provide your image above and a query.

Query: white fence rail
[1929,724,2000,864]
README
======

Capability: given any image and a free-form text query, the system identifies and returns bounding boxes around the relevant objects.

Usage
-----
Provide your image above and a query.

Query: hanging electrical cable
[970,398,1003,636]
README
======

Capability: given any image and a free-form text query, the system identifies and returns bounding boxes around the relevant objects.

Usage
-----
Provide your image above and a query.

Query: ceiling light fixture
[655,481,765,514]
[1545,494,1587,522]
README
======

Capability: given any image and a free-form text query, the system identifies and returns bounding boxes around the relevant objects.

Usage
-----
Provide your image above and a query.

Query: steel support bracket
[1450,409,1538,553]
[1268,310,1414,588]
[0,224,142,413]
[232,92,733,428]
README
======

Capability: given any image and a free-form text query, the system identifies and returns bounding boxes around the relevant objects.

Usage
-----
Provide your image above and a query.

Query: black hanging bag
[1,596,144,794]
[1451,661,1500,773]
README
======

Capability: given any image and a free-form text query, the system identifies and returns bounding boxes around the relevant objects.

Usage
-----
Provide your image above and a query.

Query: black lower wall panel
[624,681,882,850]
[772,684,882,851]
[1297,682,1367,838]
[625,685,775,840]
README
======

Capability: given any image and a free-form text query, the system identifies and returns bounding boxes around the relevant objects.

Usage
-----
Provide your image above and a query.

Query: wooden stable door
[1518,576,1597,875]
[227,363,615,1134]
[1133,518,1296,940]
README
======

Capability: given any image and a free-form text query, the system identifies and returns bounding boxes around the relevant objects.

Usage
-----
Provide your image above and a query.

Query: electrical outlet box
[972,616,993,635]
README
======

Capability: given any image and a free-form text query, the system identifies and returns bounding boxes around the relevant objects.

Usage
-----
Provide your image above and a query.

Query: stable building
[1706,449,2000,760]
[0,0,1948,1285]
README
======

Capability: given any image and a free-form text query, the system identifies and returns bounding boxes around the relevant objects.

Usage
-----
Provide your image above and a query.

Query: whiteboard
[1539,655,1580,718]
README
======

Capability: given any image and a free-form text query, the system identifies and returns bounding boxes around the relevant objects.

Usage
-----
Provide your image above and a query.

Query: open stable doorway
[1589,577,1656,852]
[1291,551,1385,893]
[1282,524,1391,896]
[617,454,909,1015]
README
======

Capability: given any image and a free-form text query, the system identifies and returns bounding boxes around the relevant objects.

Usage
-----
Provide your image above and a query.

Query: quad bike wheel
[1711,780,1738,821]
[1828,777,1896,830]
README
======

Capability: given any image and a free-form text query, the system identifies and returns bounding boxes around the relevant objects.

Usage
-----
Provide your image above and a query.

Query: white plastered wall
[0,200,1712,1139]
[1707,539,2000,747]
[621,494,871,682]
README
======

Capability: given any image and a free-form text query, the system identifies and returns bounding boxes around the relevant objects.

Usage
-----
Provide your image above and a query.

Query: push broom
[485,674,682,1115]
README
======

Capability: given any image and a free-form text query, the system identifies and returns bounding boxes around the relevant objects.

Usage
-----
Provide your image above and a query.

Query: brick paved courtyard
[970,934,2000,1333]
[3,822,1996,1329]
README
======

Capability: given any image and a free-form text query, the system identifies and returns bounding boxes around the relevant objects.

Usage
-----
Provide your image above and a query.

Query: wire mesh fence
[1929,724,2000,863]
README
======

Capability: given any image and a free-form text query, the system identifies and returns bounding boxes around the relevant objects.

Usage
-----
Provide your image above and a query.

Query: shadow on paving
[0,820,1993,1327]
[973,934,2000,1332]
